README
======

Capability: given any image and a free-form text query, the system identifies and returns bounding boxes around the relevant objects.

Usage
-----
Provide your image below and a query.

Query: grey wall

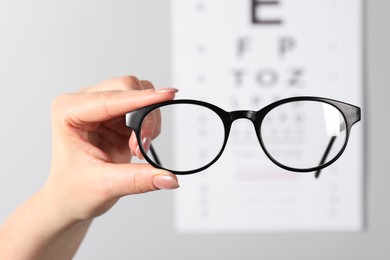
[0,0,389,259]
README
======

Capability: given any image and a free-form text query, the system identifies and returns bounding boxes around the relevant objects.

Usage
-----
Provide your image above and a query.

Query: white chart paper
[172,0,363,232]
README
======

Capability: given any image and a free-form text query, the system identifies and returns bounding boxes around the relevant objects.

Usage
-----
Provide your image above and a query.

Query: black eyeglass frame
[126,96,361,177]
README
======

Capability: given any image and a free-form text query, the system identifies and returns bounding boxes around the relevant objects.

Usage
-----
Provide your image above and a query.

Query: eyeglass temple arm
[315,119,347,178]
[315,136,337,178]
[149,144,162,166]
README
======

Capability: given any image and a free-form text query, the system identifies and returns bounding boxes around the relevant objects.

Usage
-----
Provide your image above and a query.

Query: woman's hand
[45,76,180,220]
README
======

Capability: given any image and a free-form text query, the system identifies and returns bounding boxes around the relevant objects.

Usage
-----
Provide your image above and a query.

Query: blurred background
[0,0,389,259]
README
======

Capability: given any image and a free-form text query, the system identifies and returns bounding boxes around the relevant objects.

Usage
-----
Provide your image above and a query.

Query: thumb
[104,163,180,197]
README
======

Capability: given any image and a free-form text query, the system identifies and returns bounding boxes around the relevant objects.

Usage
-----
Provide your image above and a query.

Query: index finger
[53,88,178,128]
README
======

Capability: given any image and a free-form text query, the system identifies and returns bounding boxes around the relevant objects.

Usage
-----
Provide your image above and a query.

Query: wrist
[0,188,92,260]
[39,179,94,223]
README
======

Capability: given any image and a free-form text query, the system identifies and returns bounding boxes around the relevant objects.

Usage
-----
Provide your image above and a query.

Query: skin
[0,76,180,260]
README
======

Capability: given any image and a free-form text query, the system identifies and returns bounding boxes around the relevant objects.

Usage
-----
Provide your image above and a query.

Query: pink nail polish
[155,87,179,93]
[153,175,180,190]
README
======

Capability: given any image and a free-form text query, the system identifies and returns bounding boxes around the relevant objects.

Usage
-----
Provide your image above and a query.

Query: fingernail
[153,175,180,190]
[142,137,151,154]
[155,87,179,93]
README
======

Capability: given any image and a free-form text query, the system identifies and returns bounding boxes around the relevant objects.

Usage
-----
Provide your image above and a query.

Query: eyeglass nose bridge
[229,110,257,122]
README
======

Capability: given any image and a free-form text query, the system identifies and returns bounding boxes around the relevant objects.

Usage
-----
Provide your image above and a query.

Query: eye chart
[171,0,363,232]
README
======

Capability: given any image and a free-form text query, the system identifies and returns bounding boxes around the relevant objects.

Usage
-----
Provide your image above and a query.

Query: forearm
[0,189,92,260]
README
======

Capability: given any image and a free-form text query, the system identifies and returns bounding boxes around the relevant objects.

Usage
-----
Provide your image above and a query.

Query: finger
[53,88,178,129]
[133,80,162,159]
[129,81,161,160]
[139,109,160,139]
[91,79,158,142]
[140,80,155,90]
[129,133,138,157]
[103,163,179,197]
[80,76,144,92]
[102,116,133,137]
[137,79,161,136]
[129,133,152,161]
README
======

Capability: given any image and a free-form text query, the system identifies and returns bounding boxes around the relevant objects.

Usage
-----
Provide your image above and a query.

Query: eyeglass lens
[141,103,226,172]
[260,101,347,170]
[140,101,347,173]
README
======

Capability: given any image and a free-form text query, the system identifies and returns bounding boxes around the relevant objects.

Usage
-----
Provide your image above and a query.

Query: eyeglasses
[126,96,361,178]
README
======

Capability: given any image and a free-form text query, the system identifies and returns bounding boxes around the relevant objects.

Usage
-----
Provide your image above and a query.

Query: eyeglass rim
[126,96,361,175]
